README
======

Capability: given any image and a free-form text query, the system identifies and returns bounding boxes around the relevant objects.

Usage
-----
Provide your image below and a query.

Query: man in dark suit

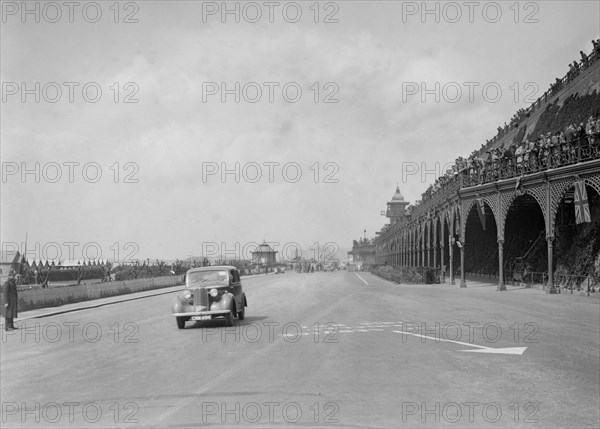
[3,269,18,331]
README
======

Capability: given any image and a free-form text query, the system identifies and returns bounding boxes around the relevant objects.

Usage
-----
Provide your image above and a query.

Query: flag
[574,180,591,224]
[515,176,524,195]
[454,207,460,236]
[476,198,486,230]
[10,251,25,274]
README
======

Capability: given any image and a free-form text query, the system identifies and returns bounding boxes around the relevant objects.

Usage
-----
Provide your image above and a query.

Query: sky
[1,0,599,262]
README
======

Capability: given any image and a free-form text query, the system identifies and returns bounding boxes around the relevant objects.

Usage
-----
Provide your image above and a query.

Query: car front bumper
[172,310,231,317]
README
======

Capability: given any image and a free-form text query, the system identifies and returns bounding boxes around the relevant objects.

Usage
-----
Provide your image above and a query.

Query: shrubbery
[555,222,600,290]
[113,263,172,281]
[19,267,106,284]
[371,266,434,284]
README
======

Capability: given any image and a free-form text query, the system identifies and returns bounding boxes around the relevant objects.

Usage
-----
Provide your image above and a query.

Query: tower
[386,185,409,224]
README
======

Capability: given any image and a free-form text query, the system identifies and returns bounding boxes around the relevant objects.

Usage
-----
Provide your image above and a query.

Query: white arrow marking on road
[355,273,369,285]
[457,347,527,354]
[392,330,527,355]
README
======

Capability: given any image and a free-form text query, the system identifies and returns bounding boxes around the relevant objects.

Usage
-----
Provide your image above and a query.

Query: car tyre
[176,317,186,329]
[238,305,245,321]
[225,308,234,327]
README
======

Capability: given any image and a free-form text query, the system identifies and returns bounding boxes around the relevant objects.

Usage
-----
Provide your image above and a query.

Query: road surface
[1,271,599,428]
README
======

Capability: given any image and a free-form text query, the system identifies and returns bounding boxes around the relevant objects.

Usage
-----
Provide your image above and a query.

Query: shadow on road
[184,315,269,329]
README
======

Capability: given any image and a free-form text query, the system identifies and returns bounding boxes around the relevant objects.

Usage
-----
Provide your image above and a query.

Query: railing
[378,136,599,242]
[504,270,547,288]
[504,270,597,295]
[554,273,596,295]
[376,46,600,242]
[393,134,599,233]
[410,176,461,221]
[462,136,600,187]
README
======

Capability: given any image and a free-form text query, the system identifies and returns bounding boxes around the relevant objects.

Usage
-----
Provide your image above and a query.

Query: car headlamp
[182,290,192,300]
[209,288,219,297]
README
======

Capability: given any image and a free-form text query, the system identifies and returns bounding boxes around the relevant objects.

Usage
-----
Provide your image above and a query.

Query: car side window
[230,270,240,283]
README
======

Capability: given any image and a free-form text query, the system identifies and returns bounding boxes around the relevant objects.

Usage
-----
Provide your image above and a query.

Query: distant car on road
[273,266,286,274]
[172,266,247,329]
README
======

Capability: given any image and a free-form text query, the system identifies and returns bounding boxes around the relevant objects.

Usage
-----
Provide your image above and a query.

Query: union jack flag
[454,206,460,236]
[574,180,591,224]
[476,198,486,230]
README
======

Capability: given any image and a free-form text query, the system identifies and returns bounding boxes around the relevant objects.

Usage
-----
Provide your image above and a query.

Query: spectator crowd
[415,40,600,208]
[482,39,600,151]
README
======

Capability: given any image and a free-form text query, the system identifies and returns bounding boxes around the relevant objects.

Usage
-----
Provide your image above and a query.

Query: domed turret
[391,185,404,202]
[386,185,409,224]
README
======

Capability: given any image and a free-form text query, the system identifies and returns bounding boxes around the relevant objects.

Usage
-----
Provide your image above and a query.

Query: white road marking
[392,330,527,355]
[458,347,528,355]
[277,321,525,355]
[355,273,369,285]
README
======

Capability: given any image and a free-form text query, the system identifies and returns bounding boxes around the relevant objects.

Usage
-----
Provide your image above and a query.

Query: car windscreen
[187,270,228,286]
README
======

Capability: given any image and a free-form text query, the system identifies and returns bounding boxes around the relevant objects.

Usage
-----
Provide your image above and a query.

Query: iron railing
[462,137,600,187]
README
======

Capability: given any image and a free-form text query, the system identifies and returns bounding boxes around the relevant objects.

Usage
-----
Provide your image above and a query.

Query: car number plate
[192,315,211,321]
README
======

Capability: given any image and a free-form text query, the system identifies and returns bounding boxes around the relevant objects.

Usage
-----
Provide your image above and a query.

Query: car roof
[186,265,238,274]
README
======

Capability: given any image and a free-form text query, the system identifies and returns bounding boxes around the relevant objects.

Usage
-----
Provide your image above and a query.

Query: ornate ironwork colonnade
[375,142,600,292]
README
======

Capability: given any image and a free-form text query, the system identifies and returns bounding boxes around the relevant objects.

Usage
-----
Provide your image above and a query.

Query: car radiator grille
[193,288,209,307]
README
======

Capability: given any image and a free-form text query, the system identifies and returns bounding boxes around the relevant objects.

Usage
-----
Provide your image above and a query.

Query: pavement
[1,271,599,428]
[1,284,186,325]
[0,273,269,327]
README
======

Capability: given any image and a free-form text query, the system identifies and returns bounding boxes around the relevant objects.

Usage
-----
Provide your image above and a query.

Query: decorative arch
[501,184,547,240]
[583,172,600,196]
[549,174,600,229]
[461,194,499,242]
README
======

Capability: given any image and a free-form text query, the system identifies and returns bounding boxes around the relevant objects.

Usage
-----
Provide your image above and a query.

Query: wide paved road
[1,271,599,428]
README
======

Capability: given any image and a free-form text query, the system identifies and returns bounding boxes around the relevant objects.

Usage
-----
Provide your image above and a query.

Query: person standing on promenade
[3,269,18,331]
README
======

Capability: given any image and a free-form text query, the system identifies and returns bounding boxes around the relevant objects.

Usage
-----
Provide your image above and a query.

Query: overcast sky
[1,0,599,262]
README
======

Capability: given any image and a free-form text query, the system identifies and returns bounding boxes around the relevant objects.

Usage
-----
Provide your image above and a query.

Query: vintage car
[172,266,247,329]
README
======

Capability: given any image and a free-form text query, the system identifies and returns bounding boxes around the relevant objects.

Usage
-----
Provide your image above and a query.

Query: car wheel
[225,308,234,326]
[176,317,186,329]
[238,304,245,320]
